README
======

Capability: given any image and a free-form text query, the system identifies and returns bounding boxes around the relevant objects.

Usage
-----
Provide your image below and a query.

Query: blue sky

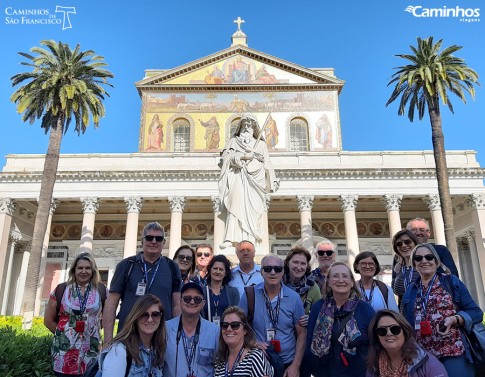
[1,0,484,167]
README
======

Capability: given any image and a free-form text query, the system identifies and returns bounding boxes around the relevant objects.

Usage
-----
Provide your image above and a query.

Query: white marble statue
[218,115,279,247]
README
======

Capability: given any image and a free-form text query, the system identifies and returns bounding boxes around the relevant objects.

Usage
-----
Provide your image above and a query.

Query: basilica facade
[1,27,485,316]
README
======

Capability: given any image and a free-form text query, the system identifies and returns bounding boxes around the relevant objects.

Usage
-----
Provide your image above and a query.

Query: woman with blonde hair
[100,294,167,376]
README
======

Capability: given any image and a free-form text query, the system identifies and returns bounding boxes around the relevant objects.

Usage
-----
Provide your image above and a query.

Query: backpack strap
[244,285,255,324]
[121,256,137,300]
[124,353,132,377]
[98,284,108,312]
[55,282,68,323]
[375,280,389,308]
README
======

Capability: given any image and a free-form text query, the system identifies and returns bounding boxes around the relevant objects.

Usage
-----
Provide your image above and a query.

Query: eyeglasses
[262,265,283,273]
[144,235,164,242]
[410,227,430,233]
[139,311,162,321]
[395,239,414,248]
[376,325,402,337]
[182,295,203,305]
[317,249,334,257]
[358,262,375,268]
[413,254,436,262]
[221,321,244,330]
[197,252,211,258]
[177,254,193,262]
[330,274,352,281]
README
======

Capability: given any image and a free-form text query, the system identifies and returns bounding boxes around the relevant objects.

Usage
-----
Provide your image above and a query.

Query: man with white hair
[309,240,337,291]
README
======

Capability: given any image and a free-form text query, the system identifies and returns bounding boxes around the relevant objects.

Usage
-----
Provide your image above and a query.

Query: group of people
[44,218,483,377]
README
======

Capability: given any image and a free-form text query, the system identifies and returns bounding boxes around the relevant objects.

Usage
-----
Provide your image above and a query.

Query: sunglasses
[182,295,203,305]
[221,321,244,330]
[395,239,413,248]
[317,249,334,257]
[144,235,164,242]
[413,254,436,262]
[197,252,211,258]
[177,254,193,262]
[376,325,402,337]
[139,311,162,321]
[262,265,283,273]
[410,227,430,233]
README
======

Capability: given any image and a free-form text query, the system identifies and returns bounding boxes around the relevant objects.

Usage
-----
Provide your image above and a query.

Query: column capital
[264,194,271,212]
[382,194,403,211]
[49,199,59,215]
[466,193,485,209]
[168,196,186,213]
[296,195,314,212]
[423,194,441,211]
[0,198,17,215]
[210,195,221,213]
[338,194,358,211]
[80,197,99,214]
[9,230,22,243]
[463,229,475,240]
[124,196,144,213]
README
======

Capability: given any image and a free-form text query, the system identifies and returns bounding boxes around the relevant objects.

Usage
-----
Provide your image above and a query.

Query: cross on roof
[233,16,245,31]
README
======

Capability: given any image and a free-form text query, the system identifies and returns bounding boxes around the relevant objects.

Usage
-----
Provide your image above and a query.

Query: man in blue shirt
[228,240,263,297]
[240,255,306,377]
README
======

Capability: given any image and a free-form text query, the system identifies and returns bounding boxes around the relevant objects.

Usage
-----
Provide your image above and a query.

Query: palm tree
[386,36,479,266]
[10,40,114,320]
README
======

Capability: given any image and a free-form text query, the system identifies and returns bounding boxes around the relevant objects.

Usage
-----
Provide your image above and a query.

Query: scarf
[378,351,408,377]
[283,275,311,297]
[310,294,360,357]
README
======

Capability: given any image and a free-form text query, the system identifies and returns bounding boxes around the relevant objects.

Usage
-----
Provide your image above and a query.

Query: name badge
[266,328,275,341]
[415,313,422,331]
[212,315,220,326]
[420,320,432,336]
[136,282,147,296]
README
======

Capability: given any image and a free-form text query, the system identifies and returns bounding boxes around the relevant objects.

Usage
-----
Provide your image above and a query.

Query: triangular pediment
[135,45,344,93]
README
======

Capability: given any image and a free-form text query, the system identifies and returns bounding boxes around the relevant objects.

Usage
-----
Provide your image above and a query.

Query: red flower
[58,316,69,331]
[62,348,85,374]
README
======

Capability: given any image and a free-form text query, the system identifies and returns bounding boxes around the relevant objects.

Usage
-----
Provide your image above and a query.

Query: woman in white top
[100,294,166,377]
[353,251,398,312]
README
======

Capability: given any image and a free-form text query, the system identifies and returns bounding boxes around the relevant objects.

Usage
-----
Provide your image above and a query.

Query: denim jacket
[402,273,483,362]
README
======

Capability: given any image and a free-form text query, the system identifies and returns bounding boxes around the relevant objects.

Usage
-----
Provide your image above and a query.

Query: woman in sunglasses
[173,245,196,284]
[353,251,398,312]
[401,244,483,377]
[214,306,274,377]
[367,309,448,377]
[203,254,240,324]
[305,261,375,377]
[283,247,321,317]
[391,229,420,307]
[100,294,166,376]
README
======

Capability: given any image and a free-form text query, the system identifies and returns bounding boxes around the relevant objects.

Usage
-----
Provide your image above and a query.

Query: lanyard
[359,280,375,304]
[225,347,245,377]
[416,274,438,318]
[210,288,221,316]
[142,257,162,293]
[75,283,91,315]
[239,270,255,286]
[263,288,281,331]
[177,317,201,376]
[402,266,414,289]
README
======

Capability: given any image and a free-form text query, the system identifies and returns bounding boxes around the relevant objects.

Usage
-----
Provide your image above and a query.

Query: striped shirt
[214,348,274,377]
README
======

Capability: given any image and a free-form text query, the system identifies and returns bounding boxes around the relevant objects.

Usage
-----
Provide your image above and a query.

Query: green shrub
[0,317,54,377]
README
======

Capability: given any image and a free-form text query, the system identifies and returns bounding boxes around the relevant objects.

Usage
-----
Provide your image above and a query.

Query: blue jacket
[402,273,483,363]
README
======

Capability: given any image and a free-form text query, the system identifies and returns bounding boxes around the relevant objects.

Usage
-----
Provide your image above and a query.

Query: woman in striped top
[214,306,274,377]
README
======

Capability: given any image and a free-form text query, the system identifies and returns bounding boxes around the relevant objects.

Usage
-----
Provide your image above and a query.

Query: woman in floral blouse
[44,253,106,376]
[402,243,483,377]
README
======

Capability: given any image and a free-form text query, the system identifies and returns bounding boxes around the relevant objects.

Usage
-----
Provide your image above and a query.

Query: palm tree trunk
[21,118,64,322]
[429,107,459,271]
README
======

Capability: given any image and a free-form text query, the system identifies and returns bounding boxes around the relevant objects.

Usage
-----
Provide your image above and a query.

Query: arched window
[173,119,190,152]
[289,118,309,151]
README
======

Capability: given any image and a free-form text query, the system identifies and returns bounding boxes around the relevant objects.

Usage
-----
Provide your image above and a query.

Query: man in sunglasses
[228,240,264,297]
[164,282,219,377]
[103,222,182,345]
[406,217,458,276]
[190,243,214,286]
[240,255,306,377]
[309,240,337,292]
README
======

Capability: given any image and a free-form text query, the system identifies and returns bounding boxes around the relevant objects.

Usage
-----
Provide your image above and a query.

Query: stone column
[262,195,271,253]
[211,196,224,254]
[464,230,485,308]
[168,196,185,259]
[422,194,446,246]
[382,194,403,239]
[123,196,143,258]
[338,194,359,265]
[34,199,58,315]
[296,195,314,252]
[1,231,21,315]
[15,242,31,315]
[0,198,17,306]
[466,193,485,293]
[80,197,99,253]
